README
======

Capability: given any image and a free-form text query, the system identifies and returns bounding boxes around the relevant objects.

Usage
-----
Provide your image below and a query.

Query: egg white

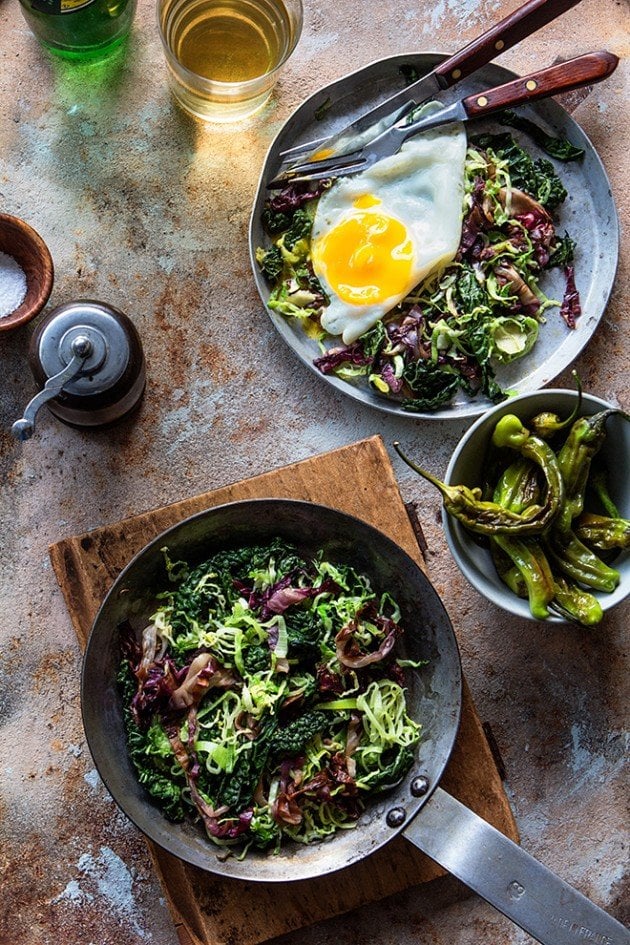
[311,119,467,345]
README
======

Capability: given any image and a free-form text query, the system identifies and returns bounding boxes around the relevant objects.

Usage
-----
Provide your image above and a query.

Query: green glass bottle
[18,0,137,60]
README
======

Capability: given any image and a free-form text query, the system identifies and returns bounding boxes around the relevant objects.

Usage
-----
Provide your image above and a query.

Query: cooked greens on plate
[257,128,582,413]
[119,539,422,853]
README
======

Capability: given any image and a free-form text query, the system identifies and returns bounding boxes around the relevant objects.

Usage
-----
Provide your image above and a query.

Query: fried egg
[311,118,467,345]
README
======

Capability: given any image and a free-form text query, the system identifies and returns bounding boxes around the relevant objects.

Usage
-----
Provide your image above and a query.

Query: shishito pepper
[496,557,603,627]
[394,420,564,537]
[545,528,620,593]
[589,468,620,519]
[491,459,554,619]
[574,513,630,552]
[491,474,605,625]
[545,409,626,592]
[491,414,565,524]
[555,409,627,531]
[549,576,604,627]
[493,456,540,514]
[530,373,583,440]
[492,534,555,619]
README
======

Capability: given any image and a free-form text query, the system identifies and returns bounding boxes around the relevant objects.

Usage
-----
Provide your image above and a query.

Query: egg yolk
[313,198,414,305]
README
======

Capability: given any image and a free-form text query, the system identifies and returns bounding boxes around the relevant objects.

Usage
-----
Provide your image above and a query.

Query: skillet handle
[402,787,629,945]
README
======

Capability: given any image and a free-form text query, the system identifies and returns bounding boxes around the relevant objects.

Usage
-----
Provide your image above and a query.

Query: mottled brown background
[0,0,628,943]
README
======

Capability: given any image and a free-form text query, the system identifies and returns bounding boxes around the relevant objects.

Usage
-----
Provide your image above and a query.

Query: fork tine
[267,154,369,189]
[287,149,367,176]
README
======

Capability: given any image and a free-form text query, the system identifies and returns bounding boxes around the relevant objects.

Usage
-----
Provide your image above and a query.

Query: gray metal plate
[249,53,619,420]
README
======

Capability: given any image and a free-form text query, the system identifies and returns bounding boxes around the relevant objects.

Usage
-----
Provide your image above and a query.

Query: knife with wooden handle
[278,0,586,166]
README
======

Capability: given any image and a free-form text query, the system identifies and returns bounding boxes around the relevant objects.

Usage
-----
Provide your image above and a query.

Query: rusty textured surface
[0,0,628,942]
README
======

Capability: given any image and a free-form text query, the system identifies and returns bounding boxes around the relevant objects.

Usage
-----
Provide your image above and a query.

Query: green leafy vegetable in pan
[119,539,422,853]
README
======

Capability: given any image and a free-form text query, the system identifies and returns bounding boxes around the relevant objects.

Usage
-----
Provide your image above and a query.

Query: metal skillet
[81,500,628,945]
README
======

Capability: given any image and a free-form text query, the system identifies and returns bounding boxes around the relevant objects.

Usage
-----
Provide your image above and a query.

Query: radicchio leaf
[168,653,239,712]
[379,362,403,394]
[268,180,329,213]
[515,210,556,269]
[560,265,581,328]
[316,664,345,695]
[457,176,488,262]
[130,657,185,728]
[335,603,400,669]
[387,308,431,360]
[314,343,373,375]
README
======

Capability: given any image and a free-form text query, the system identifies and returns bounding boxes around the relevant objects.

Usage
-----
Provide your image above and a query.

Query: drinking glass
[157,0,303,122]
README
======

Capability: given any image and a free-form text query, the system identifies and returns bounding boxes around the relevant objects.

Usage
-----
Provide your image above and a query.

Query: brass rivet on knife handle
[434,0,585,89]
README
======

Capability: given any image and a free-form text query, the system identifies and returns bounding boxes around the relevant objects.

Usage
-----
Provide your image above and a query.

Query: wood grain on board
[50,435,519,945]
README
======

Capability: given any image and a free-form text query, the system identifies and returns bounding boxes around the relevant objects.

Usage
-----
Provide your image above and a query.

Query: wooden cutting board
[50,435,519,945]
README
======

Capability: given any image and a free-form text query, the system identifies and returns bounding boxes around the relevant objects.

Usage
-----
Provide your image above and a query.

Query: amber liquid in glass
[171,0,291,83]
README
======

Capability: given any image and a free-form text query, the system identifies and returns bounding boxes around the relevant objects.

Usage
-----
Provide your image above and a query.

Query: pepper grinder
[12,300,146,440]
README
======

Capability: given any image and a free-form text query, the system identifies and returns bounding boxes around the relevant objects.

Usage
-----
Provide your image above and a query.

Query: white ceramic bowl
[444,389,629,623]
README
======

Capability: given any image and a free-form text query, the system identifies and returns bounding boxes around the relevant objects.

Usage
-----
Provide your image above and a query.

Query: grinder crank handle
[11,336,92,441]
[403,787,629,945]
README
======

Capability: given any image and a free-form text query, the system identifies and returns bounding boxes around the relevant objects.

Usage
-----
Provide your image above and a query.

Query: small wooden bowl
[0,214,54,332]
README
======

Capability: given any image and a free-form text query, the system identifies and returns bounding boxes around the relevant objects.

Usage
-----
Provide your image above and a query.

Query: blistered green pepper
[549,576,603,627]
[574,513,630,552]
[394,441,551,537]
[493,457,540,514]
[545,529,620,593]
[529,373,583,440]
[491,415,565,526]
[589,467,620,519]
[555,409,627,531]
[492,534,555,619]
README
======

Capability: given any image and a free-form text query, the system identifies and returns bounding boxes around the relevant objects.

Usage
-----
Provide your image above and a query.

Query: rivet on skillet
[410,776,430,797]
[386,807,406,828]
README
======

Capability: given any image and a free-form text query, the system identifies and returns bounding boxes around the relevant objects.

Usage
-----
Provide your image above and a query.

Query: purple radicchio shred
[265,585,318,616]
[316,664,345,694]
[314,343,372,375]
[206,809,254,839]
[379,362,403,394]
[453,355,482,390]
[130,657,187,728]
[385,660,407,688]
[268,180,329,213]
[168,655,239,713]
[235,574,339,645]
[386,307,429,357]
[186,709,201,780]
[457,176,488,262]
[560,265,581,328]
[515,211,556,268]
[335,602,401,669]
